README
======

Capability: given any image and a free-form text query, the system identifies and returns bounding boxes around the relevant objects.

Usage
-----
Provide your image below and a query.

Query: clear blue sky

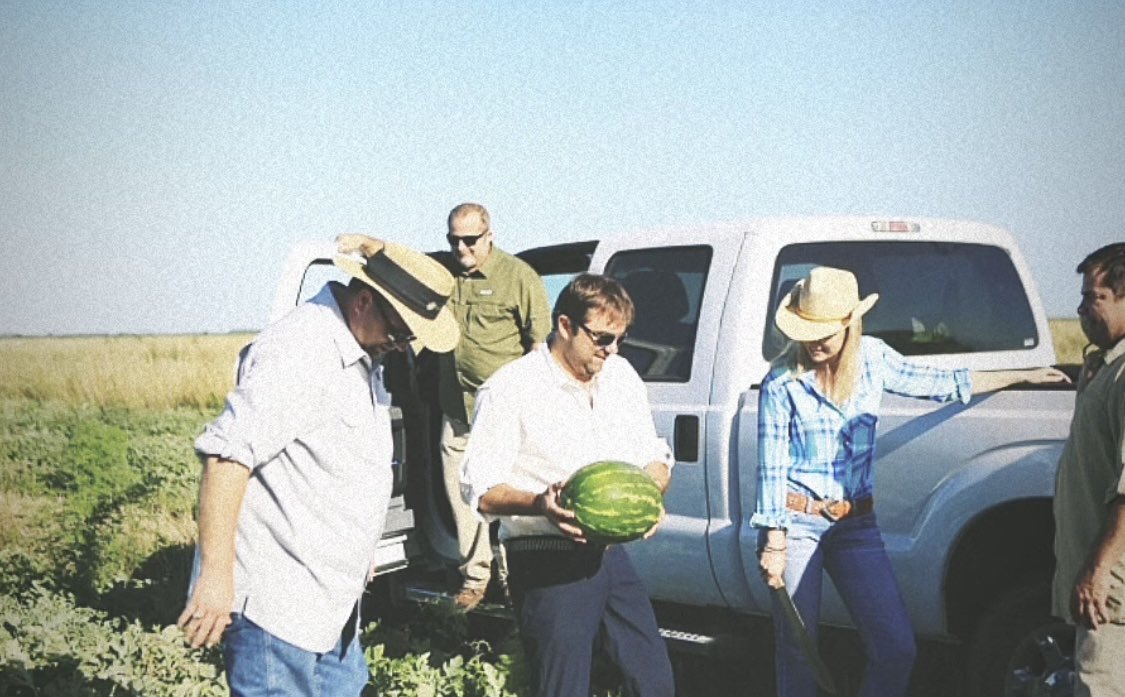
[2,1,1122,335]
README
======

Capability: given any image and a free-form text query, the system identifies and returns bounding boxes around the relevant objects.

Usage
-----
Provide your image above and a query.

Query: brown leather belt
[786,492,873,522]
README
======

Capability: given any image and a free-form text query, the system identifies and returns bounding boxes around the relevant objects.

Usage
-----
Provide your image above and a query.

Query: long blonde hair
[781,319,864,405]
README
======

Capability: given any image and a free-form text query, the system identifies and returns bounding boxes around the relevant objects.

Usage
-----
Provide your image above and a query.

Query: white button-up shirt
[461,343,672,540]
[192,283,394,653]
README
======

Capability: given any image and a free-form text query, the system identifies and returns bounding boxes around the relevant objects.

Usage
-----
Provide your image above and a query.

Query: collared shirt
[751,336,971,529]
[437,247,551,422]
[1053,336,1125,622]
[191,283,394,653]
[461,344,673,540]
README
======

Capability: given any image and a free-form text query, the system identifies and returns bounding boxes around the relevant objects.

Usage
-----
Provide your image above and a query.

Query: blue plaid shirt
[750,336,971,529]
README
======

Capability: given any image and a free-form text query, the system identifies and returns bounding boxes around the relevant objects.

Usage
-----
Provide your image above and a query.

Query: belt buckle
[821,500,846,522]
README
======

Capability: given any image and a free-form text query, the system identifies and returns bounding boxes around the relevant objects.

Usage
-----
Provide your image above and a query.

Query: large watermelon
[560,461,663,543]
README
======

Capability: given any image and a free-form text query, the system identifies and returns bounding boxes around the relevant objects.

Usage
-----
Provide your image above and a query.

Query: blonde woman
[751,266,1067,697]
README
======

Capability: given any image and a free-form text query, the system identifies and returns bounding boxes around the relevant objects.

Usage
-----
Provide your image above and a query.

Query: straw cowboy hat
[775,266,879,342]
[334,242,460,353]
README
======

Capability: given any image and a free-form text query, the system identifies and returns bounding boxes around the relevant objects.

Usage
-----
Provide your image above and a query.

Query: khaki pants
[1076,623,1125,697]
[440,415,493,589]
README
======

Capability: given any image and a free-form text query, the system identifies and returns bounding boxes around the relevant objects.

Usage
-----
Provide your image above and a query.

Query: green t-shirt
[438,247,551,422]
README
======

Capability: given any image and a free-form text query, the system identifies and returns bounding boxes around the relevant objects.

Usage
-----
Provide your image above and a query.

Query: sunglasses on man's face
[576,320,628,348]
[446,232,488,248]
[385,328,416,346]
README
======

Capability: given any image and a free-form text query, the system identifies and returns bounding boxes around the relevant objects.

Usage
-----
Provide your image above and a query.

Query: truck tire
[965,581,1075,697]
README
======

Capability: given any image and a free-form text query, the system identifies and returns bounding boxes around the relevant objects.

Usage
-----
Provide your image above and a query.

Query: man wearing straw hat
[752,266,1067,697]
[330,206,551,611]
[179,238,458,696]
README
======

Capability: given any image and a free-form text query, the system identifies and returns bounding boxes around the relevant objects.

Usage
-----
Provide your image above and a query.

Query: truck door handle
[674,415,699,463]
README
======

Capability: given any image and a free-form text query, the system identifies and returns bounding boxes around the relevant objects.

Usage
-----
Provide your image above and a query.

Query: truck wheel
[966,582,1076,697]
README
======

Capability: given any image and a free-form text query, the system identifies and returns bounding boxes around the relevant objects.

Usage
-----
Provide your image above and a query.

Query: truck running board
[658,628,746,658]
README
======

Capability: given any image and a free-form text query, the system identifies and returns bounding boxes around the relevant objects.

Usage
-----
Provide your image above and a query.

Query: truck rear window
[764,242,1040,359]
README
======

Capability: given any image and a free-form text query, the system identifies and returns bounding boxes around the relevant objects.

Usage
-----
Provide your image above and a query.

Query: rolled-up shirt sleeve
[195,337,326,471]
[879,340,972,404]
[644,435,674,471]
[620,363,673,469]
[750,377,793,530]
[461,382,523,521]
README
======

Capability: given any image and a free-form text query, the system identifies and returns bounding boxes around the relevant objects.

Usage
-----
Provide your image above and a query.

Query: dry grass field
[0,333,255,410]
[1048,318,1086,366]
[0,321,1088,411]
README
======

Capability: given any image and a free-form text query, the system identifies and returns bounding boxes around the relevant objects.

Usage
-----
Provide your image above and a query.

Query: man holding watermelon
[461,273,676,697]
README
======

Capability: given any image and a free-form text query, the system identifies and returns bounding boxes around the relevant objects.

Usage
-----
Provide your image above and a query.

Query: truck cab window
[764,241,1040,359]
[604,246,712,382]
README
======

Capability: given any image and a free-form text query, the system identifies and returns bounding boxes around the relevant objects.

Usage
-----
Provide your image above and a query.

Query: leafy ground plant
[0,585,226,696]
[361,603,528,697]
[0,396,535,696]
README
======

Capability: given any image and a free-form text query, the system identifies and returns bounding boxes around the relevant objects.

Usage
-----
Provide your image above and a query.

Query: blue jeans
[506,543,675,697]
[771,512,916,697]
[222,613,368,697]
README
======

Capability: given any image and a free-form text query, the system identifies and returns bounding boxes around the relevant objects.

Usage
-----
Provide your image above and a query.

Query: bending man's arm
[1073,497,1125,629]
[177,456,250,648]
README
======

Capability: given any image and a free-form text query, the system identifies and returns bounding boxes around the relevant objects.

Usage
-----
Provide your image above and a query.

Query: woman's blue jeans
[222,612,368,697]
[771,512,916,697]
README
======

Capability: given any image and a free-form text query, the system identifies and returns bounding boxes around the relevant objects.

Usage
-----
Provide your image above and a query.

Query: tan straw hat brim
[334,249,460,354]
[774,288,879,342]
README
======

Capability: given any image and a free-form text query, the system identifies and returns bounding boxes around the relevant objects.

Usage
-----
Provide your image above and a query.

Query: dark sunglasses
[446,232,488,248]
[385,327,416,346]
[576,320,627,348]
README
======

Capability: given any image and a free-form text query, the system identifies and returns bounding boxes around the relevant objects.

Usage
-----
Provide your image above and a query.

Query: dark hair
[1077,243,1125,297]
[552,273,635,329]
[346,277,386,308]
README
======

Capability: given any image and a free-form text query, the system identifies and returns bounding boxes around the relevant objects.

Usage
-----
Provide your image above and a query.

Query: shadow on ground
[99,543,195,627]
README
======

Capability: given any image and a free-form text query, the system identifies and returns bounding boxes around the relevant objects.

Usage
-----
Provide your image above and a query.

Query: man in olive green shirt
[1053,242,1125,697]
[439,202,551,610]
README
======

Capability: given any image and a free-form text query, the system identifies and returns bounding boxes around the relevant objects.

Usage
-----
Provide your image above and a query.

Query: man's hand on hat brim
[336,234,385,258]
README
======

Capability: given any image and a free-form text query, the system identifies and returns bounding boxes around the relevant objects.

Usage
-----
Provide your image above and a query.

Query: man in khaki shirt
[1054,242,1125,696]
[438,203,551,609]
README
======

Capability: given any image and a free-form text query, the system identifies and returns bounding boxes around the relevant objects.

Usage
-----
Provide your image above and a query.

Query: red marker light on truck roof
[871,221,920,233]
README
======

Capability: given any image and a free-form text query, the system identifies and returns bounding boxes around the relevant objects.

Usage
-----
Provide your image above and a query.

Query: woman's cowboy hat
[334,242,460,353]
[775,266,879,342]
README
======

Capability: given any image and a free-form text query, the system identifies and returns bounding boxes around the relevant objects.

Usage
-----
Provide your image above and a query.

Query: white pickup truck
[271,217,1078,697]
